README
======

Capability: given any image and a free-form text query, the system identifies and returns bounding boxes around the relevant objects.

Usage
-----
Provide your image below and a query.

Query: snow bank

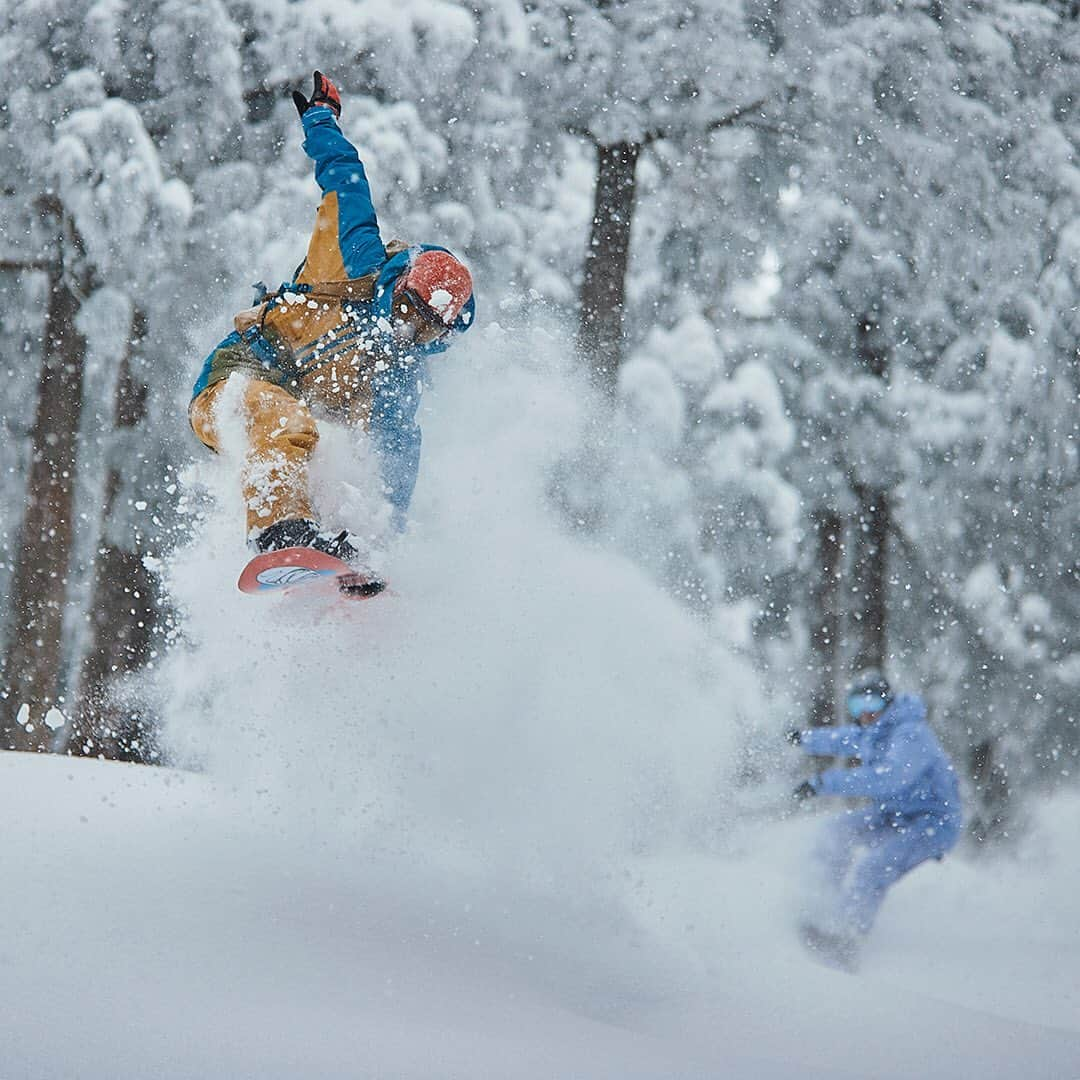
[0,754,1076,1079]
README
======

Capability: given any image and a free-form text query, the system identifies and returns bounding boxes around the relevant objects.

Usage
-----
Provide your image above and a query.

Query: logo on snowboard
[255,566,327,587]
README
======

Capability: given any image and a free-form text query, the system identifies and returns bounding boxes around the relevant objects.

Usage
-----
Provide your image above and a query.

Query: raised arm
[293,73,387,281]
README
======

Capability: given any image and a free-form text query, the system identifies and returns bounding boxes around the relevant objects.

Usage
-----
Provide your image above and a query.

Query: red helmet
[398,250,473,325]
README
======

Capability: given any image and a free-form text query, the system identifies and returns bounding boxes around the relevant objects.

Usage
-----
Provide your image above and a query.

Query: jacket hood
[874,693,927,736]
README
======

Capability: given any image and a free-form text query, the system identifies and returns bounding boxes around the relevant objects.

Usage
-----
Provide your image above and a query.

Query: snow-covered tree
[765,0,1080,824]
[524,0,777,383]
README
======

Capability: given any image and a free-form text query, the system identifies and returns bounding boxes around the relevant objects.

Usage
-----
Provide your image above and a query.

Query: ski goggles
[847,692,887,719]
[394,289,451,345]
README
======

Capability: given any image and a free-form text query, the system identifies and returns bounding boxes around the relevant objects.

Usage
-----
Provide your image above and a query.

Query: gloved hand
[292,71,342,118]
[785,728,802,746]
[792,780,817,802]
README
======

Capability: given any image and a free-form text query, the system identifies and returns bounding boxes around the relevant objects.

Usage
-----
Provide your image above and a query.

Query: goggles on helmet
[847,692,887,719]
[393,289,451,345]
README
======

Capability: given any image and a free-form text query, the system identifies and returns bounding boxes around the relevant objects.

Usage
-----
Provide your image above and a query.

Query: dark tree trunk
[1,204,88,750]
[850,481,890,673]
[968,738,1010,843]
[578,140,641,391]
[574,99,766,390]
[71,309,160,763]
[808,508,844,727]
[850,318,890,674]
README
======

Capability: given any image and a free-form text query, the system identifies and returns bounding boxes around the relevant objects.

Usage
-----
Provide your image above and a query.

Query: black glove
[793,780,817,802]
[292,70,342,118]
[785,728,802,746]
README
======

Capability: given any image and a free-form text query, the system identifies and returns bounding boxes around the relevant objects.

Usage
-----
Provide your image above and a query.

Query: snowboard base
[237,547,385,600]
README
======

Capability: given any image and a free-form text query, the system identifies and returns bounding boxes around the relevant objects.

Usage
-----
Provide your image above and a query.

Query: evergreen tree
[525,0,776,383]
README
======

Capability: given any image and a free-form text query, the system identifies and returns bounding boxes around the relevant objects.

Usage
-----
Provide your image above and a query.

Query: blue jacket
[798,694,962,826]
[192,106,475,519]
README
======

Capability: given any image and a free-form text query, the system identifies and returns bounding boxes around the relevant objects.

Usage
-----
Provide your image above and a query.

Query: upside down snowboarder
[190,72,476,578]
[788,669,962,970]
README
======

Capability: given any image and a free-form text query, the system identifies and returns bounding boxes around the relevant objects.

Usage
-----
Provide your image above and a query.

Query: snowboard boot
[798,922,860,973]
[251,518,385,598]
[251,517,354,560]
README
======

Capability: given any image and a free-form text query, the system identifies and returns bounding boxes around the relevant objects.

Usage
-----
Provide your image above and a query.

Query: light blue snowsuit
[797,694,962,935]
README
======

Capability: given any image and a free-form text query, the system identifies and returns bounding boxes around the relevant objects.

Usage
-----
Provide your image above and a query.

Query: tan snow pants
[189,378,319,536]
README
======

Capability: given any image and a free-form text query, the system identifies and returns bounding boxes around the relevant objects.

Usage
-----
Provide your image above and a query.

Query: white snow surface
[3,324,1077,1078]
[2,754,1077,1079]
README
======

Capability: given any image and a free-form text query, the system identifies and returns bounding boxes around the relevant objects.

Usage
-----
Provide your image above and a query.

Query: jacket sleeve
[299,106,387,279]
[799,724,863,757]
[815,722,938,799]
[370,359,425,527]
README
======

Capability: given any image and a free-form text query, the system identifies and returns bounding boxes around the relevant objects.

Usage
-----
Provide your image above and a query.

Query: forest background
[2,0,1080,843]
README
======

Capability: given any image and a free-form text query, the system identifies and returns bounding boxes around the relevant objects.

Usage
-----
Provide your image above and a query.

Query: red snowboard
[237,547,386,600]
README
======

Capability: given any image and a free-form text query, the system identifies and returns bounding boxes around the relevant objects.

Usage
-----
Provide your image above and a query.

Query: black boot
[252,518,362,565]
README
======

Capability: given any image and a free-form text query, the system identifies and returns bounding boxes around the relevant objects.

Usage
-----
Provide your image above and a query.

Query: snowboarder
[189,71,475,566]
[787,669,962,969]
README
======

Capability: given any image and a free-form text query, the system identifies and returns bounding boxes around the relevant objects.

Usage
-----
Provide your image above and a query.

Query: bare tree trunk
[578,140,641,391]
[850,481,890,673]
[850,318,890,674]
[574,99,768,391]
[808,508,843,726]
[1,204,88,750]
[968,738,1010,843]
[70,309,161,762]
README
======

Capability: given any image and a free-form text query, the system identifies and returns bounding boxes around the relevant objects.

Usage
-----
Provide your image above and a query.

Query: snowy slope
[3,323,1075,1078]
[1,753,1077,1080]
